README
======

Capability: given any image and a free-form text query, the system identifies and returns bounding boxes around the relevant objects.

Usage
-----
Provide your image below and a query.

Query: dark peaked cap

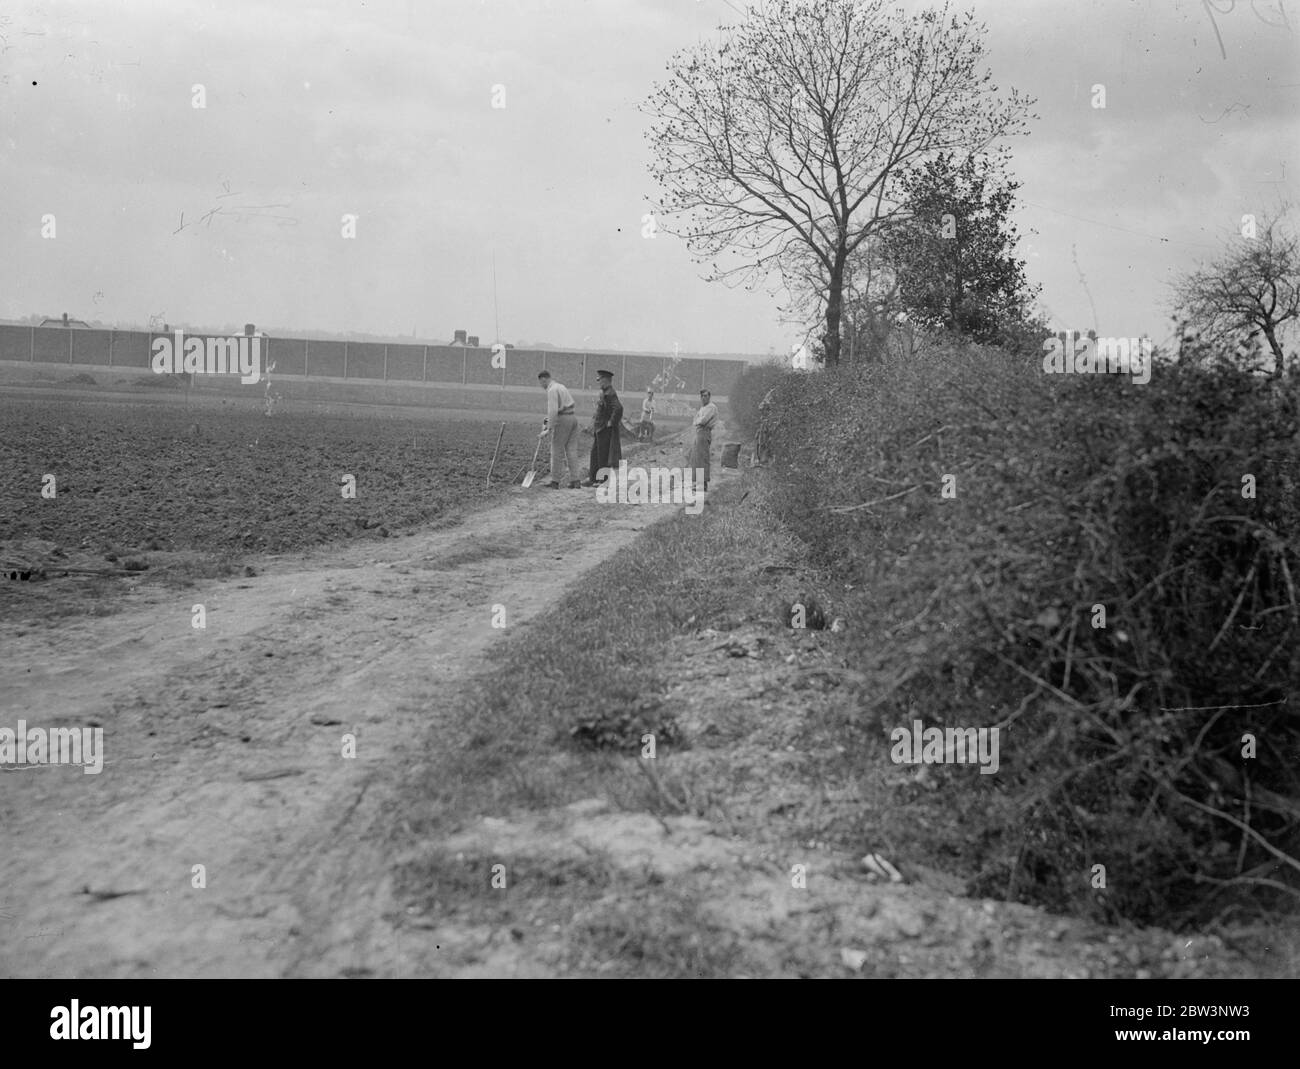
[596,369,615,378]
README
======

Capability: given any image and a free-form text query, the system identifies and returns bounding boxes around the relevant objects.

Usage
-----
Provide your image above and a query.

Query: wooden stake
[486,422,506,488]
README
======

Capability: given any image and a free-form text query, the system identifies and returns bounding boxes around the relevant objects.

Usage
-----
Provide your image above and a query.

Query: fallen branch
[1208,553,1259,651]
[885,583,946,638]
[1192,873,1300,904]
[1157,778,1300,878]
[6,565,140,579]
[1279,553,1299,624]
[817,485,920,514]
[903,425,953,452]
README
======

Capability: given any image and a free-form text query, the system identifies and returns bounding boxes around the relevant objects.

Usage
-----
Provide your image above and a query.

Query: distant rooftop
[39,312,91,328]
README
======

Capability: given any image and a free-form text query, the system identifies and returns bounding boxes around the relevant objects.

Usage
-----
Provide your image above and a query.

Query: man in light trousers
[538,370,583,489]
[688,388,718,491]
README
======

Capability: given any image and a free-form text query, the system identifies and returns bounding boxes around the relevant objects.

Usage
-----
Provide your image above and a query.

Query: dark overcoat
[589,386,623,479]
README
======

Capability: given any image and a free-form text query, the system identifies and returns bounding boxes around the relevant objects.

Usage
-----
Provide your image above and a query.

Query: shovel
[521,430,546,488]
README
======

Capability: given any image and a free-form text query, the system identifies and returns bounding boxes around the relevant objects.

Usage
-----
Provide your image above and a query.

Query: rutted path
[1,454,1284,979]
[0,481,685,978]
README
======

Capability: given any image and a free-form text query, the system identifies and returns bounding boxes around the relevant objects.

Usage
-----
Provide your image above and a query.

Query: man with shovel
[537,370,583,489]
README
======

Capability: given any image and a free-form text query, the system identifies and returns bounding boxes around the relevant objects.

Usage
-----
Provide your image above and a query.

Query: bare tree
[782,235,903,364]
[641,0,1034,367]
[1172,211,1299,378]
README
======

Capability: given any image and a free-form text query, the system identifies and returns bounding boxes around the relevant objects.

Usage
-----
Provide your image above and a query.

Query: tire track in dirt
[0,481,688,978]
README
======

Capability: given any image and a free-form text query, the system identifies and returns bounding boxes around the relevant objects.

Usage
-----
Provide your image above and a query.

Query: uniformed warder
[584,369,623,486]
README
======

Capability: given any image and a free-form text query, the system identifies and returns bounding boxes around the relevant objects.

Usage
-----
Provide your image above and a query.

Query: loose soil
[1,467,684,977]
[0,394,539,559]
[1,396,1290,977]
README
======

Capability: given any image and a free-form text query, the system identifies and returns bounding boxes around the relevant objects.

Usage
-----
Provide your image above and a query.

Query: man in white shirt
[537,371,583,488]
[688,388,718,491]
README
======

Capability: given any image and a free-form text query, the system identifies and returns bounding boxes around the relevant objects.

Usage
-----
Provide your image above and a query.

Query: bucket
[721,443,741,469]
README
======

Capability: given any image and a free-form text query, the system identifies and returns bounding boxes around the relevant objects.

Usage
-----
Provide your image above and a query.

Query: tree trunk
[949,235,964,333]
[1262,321,1285,378]
[823,249,846,368]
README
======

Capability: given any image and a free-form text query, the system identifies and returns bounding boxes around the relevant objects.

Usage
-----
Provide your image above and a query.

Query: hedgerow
[741,338,1300,925]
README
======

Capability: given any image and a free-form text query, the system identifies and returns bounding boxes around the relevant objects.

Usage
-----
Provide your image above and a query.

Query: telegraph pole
[492,250,501,346]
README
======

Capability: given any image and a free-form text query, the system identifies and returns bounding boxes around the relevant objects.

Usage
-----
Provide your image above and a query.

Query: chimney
[452,329,467,345]
[466,334,479,347]
[62,312,69,327]
[244,323,255,336]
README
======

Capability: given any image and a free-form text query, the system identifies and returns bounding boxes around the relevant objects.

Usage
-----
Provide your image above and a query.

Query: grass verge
[391,449,1295,976]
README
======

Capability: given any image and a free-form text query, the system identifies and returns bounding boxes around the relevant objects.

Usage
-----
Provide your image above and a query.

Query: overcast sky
[2,0,1297,355]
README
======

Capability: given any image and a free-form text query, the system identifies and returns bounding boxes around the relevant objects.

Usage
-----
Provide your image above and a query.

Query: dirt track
[2,450,1285,979]
[0,480,683,978]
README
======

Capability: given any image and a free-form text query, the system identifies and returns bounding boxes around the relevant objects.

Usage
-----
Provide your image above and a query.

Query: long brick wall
[0,325,748,399]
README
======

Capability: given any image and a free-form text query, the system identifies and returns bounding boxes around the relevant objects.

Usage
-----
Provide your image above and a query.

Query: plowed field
[0,395,539,560]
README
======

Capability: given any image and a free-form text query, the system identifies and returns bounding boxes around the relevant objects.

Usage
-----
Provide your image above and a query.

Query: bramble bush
[728,359,789,438]
[736,338,1300,926]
